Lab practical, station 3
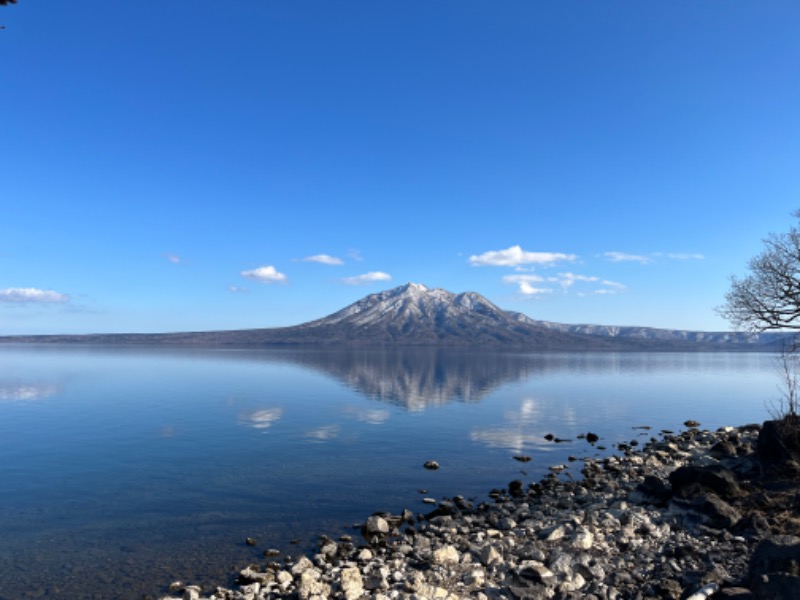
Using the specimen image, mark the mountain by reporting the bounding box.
[0,282,784,350]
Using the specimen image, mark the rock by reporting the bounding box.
[715,588,755,598]
[422,497,437,505]
[586,432,599,444]
[364,515,390,535]
[634,474,672,505]
[684,582,718,599]
[669,464,741,498]
[182,587,201,600]
[245,537,257,546]
[297,570,330,600]
[572,529,594,550]
[749,535,800,578]
[509,479,525,498]
[432,544,460,565]
[291,556,315,576]
[423,460,440,470]
[513,455,532,462]
[340,567,364,600]
[685,420,701,428]
[479,544,503,566]
[751,573,800,599]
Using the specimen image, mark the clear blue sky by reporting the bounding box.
[2,1,799,334]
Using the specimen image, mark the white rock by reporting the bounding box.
[432,544,460,565]
[340,566,364,600]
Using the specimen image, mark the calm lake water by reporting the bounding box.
[0,345,779,599]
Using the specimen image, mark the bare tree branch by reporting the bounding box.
[719,211,800,331]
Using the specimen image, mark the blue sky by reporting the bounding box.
[2,1,799,334]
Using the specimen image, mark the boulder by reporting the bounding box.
[669,464,741,498]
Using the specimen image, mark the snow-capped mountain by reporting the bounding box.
[0,282,784,349]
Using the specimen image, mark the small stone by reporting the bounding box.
[513,455,532,462]
[422,497,437,505]
[245,537,257,546]
[364,515,390,535]
[479,544,503,566]
[572,529,594,550]
[684,420,701,428]
[423,460,440,470]
[432,544,460,565]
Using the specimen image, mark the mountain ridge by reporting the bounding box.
[0,282,784,350]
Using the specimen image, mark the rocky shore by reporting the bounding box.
[161,421,800,600]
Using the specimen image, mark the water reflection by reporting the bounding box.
[0,381,62,402]
[238,407,284,430]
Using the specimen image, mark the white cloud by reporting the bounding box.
[347,249,364,262]
[502,274,552,296]
[241,265,288,284]
[0,288,69,304]
[341,271,392,285]
[553,272,600,288]
[665,253,705,260]
[470,245,577,267]
[503,272,624,297]
[165,254,182,264]
[227,285,249,293]
[603,251,651,264]
[300,254,344,265]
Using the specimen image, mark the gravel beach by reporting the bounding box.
[159,422,800,600]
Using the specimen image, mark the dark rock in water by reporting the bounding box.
[544,433,555,441]
[245,538,257,546]
[263,548,280,557]
[513,455,532,463]
[669,464,741,498]
[508,480,524,498]
[554,437,571,443]
[685,420,701,428]
[423,460,440,470]
[586,432,599,444]
[749,535,800,579]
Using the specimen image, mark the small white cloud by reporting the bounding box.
[0,288,69,304]
[341,271,392,285]
[228,285,249,293]
[601,280,626,290]
[347,249,364,262]
[300,254,344,266]
[665,253,705,260]
[603,251,651,264]
[165,254,182,264]
[470,245,577,267]
[502,274,552,295]
[520,282,553,296]
[241,265,288,284]
[553,272,600,289]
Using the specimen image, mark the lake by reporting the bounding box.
[0,345,779,599]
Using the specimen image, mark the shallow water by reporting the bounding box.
[0,346,777,599]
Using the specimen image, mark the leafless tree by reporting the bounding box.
[719,211,800,332]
